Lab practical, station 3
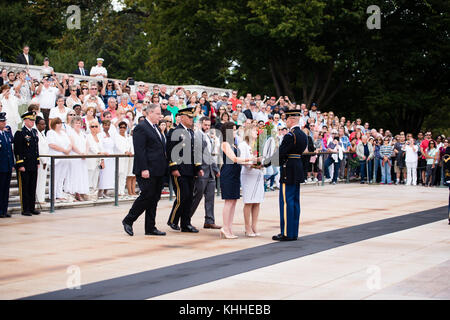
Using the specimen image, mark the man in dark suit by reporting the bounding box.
[190,117,221,229]
[166,107,204,233]
[16,46,34,66]
[0,113,15,218]
[72,61,89,76]
[273,110,308,241]
[14,111,40,216]
[122,103,168,236]
[243,101,258,120]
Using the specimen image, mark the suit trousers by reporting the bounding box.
[0,171,12,215]
[123,175,163,233]
[279,183,300,239]
[36,163,48,203]
[18,169,37,213]
[190,177,216,224]
[168,175,194,228]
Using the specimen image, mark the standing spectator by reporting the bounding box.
[393,133,407,184]
[86,119,104,197]
[0,69,7,86]
[403,137,418,186]
[73,60,89,76]
[373,137,383,183]
[101,80,122,105]
[323,130,342,185]
[49,96,71,128]
[420,132,432,185]
[379,137,394,184]
[0,112,14,218]
[36,76,64,124]
[125,127,136,196]
[16,45,34,65]
[114,121,133,198]
[424,140,439,187]
[229,90,242,111]
[90,58,108,79]
[35,116,49,205]
[98,119,115,198]
[356,135,374,184]
[0,85,21,134]
[13,70,34,107]
[66,116,90,201]
[41,57,55,78]
[47,117,72,201]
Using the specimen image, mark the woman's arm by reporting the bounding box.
[221,142,253,164]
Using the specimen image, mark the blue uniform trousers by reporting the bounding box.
[279,183,300,238]
[0,171,12,215]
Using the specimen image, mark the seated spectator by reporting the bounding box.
[49,96,71,128]
[66,85,82,109]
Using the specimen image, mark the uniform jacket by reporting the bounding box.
[167,123,201,177]
[132,119,168,177]
[279,126,308,184]
[13,125,39,171]
[0,126,15,172]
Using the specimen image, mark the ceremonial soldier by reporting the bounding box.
[0,113,15,218]
[272,110,307,241]
[166,107,204,233]
[14,111,40,216]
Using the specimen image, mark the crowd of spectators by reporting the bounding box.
[0,49,447,204]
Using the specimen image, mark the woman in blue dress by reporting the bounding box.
[219,122,255,239]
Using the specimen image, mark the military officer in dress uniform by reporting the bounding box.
[0,113,15,218]
[273,110,308,241]
[166,107,204,233]
[14,111,40,216]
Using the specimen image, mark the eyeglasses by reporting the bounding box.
[68,114,76,116]
[161,103,168,105]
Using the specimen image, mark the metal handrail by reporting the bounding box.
[39,154,132,212]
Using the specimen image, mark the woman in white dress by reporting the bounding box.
[114,121,133,198]
[0,86,21,134]
[49,96,71,128]
[238,125,264,237]
[126,127,136,196]
[86,119,104,196]
[98,119,115,198]
[47,117,72,201]
[67,116,90,200]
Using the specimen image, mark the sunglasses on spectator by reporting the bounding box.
[90,125,98,128]
[119,126,127,129]
[68,113,76,116]
[161,103,168,105]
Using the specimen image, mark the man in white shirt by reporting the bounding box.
[36,76,64,125]
[90,58,108,79]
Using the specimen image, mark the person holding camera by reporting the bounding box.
[102,80,122,105]
[36,76,64,125]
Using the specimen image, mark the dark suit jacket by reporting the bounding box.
[16,53,34,65]
[72,68,90,76]
[132,119,168,177]
[243,109,253,120]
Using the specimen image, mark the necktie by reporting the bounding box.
[153,124,163,142]
[81,68,85,76]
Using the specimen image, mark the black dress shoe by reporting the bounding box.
[181,225,199,233]
[21,212,32,216]
[122,221,134,236]
[31,210,41,215]
[5,213,11,218]
[0,215,5,218]
[204,223,222,229]
[272,234,297,241]
[167,222,180,231]
[145,229,166,236]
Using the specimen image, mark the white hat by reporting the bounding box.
[97,58,104,62]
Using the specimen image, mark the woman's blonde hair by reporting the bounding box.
[243,125,257,145]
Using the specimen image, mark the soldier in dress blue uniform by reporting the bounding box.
[13,111,40,216]
[273,110,308,241]
[166,107,204,233]
[0,113,15,218]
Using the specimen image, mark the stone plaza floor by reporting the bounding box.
[0,184,448,300]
